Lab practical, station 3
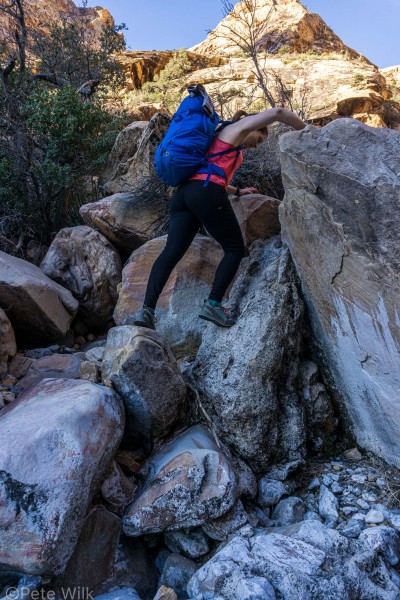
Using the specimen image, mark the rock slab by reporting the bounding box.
[0,251,78,346]
[191,238,305,472]
[279,119,400,468]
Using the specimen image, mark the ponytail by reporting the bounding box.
[231,110,248,122]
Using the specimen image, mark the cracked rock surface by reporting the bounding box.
[279,118,400,468]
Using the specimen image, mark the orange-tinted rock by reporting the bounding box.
[113,235,224,356]
[0,0,114,58]
[190,0,359,57]
[231,194,281,247]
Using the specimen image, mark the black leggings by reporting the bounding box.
[144,180,245,308]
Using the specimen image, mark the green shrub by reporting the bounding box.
[351,73,367,87]
[0,84,122,244]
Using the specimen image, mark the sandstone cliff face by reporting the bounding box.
[0,0,114,54]
[185,53,392,127]
[117,50,227,91]
[190,0,359,59]
[117,0,397,127]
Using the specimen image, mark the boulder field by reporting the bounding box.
[1,117,400,599]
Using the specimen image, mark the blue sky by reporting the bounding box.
[84,0,400,68]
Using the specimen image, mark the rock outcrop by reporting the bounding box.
[0,378,124,577]
[80,192,168,255]
[0,251,78,346]
[102,326,187,452]
[117,50,226,91]
[116,0,398,128]
[122,425,238,536]
[0,0,114,56]
[98,114,171,195]
[190,0,359,58]
[40,226,121,330]
[230,194,281,247]
[187,519,400,599]
[279,119,400,468]
[114,235,224,356]
[191,237,305,473]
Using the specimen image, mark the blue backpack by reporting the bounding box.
[154,84,241,187]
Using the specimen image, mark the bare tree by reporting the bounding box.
[268,67,312,120]
[215,0,277,107]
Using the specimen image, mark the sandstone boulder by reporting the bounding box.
[114,235,224,357]
[102,326,187,453]
[0,378,124,576]
[14,353,83,393]
[99,121,148,194]
[279,119,400,468]
[122,425,238,536]
[0,308,16,376]
[230,194,281,248]
[99,113,170,195]
[0,251,78,346]
[191,238,305,473]
[80,192,168,255]
[40,226,121,330]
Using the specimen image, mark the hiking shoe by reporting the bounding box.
[123,307,157,330]
[198,300,237,328]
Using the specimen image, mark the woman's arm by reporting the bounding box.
[219,107,307,146]
[226,185,259,196]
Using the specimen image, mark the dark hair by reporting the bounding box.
[231,110,269,136]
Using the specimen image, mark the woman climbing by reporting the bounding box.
[128,106,307,329]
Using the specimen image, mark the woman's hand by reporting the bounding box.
[240,187,259,196]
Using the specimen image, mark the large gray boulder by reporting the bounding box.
[122,425,238,536]
[40,226,121,330]
[0,251,78,346]
[102,326,187,452]
[279,119,400,468]
[0,378,124,577]
[187,520,400,599]
[191,238,305,473]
